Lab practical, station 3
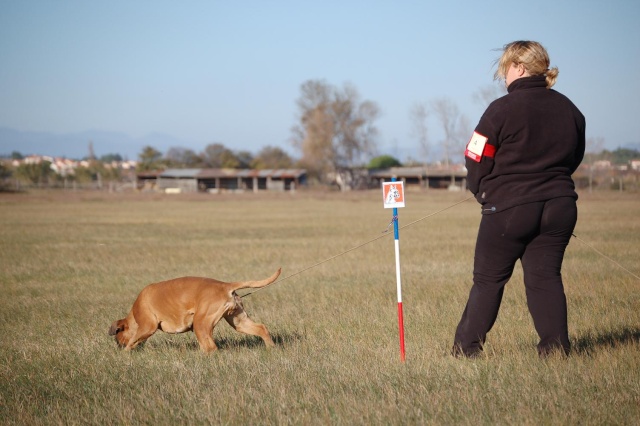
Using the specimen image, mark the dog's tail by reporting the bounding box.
[229,268,282,291]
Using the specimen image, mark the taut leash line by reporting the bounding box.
[243,198,640,298]
[242,198,640,298]
[571,233,640,281]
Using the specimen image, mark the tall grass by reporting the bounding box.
[1,189,638,425]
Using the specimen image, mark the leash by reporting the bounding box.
[242,197,640,298]
[571,233,640,281]
[241,195,475,298]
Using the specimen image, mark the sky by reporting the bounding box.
[1,0,639,161]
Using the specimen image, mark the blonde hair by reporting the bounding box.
[494,40,559,88]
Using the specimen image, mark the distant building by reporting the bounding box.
[593,160,612,169]
[140,168,307,193]
[369,166,467,190]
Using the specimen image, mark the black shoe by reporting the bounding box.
[451,344,483,359]
[538,344,570,359]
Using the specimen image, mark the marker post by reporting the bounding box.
[382,177,406,362]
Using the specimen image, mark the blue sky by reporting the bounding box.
[1,0,639,161]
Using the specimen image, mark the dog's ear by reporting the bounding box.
[108,320,125,336]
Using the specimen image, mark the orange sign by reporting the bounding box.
[382,181,405,208]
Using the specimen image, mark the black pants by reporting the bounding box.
[453,197,577,357]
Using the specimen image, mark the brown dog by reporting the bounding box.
[109,268,281,352]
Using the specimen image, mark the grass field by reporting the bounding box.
[1,189,639,425]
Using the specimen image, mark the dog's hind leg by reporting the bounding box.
[125,298,159,350]
[124,324,158,350]
[224,302,275,348]
[193,321,218,353]
[193,304,229,353]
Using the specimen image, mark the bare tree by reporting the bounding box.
[291,80,379,190]
[472,84,506,109]
[456,115,473,149]
[409,102,429,165]
[432,98,461,168]
[88,141,96,161]
[292,98,335,180]
[431,98,473,168]
[291,80,336,182]
[332,84,379,167]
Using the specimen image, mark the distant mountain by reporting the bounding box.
[0,127,195,160]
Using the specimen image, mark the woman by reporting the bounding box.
[452,41,585,358]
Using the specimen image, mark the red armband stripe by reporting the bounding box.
[484,144,496,158]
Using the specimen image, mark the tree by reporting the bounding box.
[432,98,469,167]
[219,150,240,168]
[291,80,380,190]
[236,151,254,169]
[201,143,241,168]
[610,147,640,164]
[409,102,430,165]
[87,141,96,161]
[456,115,473,148]
[291,80,335,182]
[15,161,52,186]
[472,84,506,108]
[251,146,293,169]
[367,155,402,169]
[73,165,95,185]
[165,147,203,168]
[137,146,164,172]
[100,153,123,163]
[0,162,12,188]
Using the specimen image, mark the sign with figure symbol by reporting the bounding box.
[382,181,405,209]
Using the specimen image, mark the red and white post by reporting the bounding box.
[382,178,406,362]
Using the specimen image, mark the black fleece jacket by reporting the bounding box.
[465,75,585,213]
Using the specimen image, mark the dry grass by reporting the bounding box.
[1,189,638,425]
